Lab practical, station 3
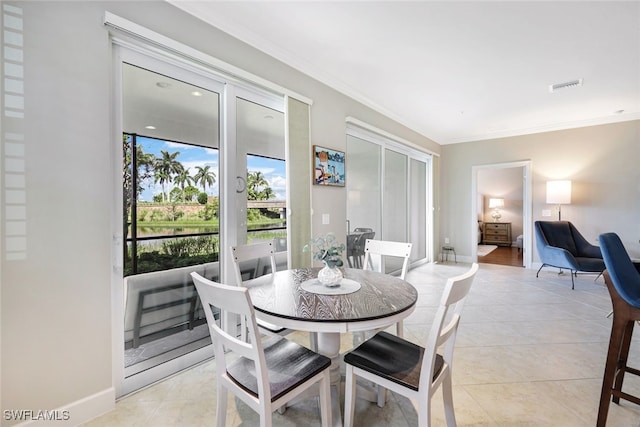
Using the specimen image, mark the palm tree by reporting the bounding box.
[153,169,170,203]
[174,168,194,202]
[194,165,216,194]
[123,134,156,239]
[154,150,184,202]
[247,171,268,200]
[260,186,275,200]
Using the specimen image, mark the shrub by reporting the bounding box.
[150,210,163,221]
[197,192,208,205]
[198,202,216,221]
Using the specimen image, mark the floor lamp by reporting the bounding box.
[546,180,571,220]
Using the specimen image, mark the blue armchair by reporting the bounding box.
[534,221,605,289]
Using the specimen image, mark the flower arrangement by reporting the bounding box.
[303,232,345,268]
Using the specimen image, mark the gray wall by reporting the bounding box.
[440,120,640,261]
[0,1,439,424]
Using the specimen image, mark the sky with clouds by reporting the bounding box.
[137,136,286,202]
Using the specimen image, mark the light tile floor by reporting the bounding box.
[84,262,640,426]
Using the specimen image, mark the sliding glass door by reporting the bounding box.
[345,135,381,236]
[346,128,432,274]
[116,46,286,397]
[382,148,408,272]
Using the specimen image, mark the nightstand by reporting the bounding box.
[483,222,512,246]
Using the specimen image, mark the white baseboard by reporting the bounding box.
[12,388,115,427]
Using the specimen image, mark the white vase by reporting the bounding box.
[318,260,343,287]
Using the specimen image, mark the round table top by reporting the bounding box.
[247,268,418,333]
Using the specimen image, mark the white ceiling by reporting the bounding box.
[169,0,640,145]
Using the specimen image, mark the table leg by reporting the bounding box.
[317,332,343,427]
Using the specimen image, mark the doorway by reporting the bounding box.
[471,161,532,269]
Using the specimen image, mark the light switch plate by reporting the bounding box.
[322,213,330,225]
[542,210,551,217]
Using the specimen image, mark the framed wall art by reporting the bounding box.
[313,145,345,187]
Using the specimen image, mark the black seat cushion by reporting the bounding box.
[343,331,443,391]
[227,336,330,402]
[575,256,606,273]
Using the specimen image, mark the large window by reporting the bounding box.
[124,134,220,276]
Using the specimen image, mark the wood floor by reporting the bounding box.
[478,245,523,267]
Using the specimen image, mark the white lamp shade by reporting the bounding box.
[546,180,571,204]
[489,198,504,208]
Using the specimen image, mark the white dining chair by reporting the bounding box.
[231,241,288,341]
[362,239,413,336]
[363,238,412,279]
[190,272,332,427]
[231,241,317,350]
[343,263,478,426]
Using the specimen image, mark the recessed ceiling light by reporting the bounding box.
[145,125,156,130]
[156,82,171,89]
[191,91,203,97]
[264,115,274,120]
[614,109,625,114]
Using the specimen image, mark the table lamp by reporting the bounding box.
[489,198,504,222]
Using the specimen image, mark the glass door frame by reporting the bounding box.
[112,43,286,398]
[221,85,285,287]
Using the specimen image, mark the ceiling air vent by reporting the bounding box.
[549,79,583,93]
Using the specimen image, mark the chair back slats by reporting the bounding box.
[363,239,413,279]
[190,273,261,355]
[231,241,278,285]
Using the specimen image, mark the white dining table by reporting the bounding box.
[247,267,418,427]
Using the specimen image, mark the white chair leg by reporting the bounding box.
[260,403,272,427]
[376,385,387,407]
[216,386,227,427]
[310,332,318,352]
[319,371,332,427]
[442,373,456,427]
[418,398,432,427]
[343,366,356,427]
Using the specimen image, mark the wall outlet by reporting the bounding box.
[542,210,551,217]
[444,237,450,244]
